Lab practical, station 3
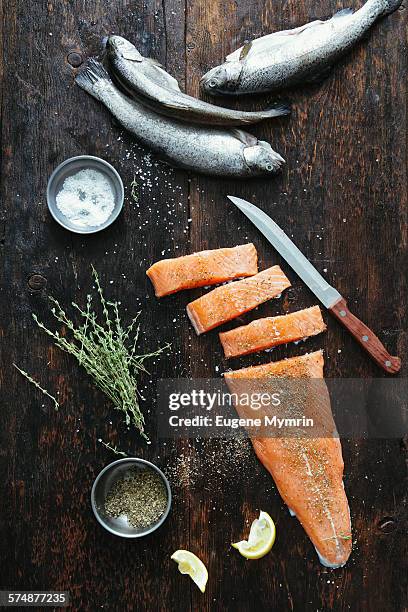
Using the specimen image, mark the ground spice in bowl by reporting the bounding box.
[104,467,168,529]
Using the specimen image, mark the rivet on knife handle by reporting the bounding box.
[329,298,401,374]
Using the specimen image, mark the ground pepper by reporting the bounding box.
[104,468,168,528]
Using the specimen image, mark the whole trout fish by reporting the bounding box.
[75,60,285,177]
[201,0,402,95]
[107,36,290,126]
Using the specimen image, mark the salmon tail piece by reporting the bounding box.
[224,351,352,568]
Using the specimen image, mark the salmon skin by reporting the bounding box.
[220,305,326,358]
[224,351,352,568]
[146,244,257,298]
[187,266,291,335]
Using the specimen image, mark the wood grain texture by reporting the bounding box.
[0,1,407,611]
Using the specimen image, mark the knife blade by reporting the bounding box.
[227,195,401,374]
[228,195,340,308]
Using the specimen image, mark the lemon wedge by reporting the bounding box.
[232,510,276,559]
[171,550,208,593]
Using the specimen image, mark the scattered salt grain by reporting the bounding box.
[56,169,115,229]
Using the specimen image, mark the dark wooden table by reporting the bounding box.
[1,1,407,610]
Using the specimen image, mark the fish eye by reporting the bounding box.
[266,163,274,172]
[208,79,218,88]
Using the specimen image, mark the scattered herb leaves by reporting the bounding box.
[323,533,352,541]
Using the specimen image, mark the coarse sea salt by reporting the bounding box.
[56,169,115,229]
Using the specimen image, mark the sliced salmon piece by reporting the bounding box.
[146,243,258,297]
[224,351,352,568]
[186,266,291,335]
[220,305,326,358]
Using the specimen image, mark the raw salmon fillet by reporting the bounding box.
[220,305,326,358]
[146,243,257,297]
[187,266,291,335]
[224,351,352,568]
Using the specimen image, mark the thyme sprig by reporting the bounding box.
[13,364,60,411]
[99,439,128,457]
[32,266,169,440]
[130,176,139,203]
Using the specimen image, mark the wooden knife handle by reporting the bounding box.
[329,298,401,374]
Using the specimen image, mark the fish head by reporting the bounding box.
[200,62,243,95]
[107,36,144,62]
[243,141,285,175]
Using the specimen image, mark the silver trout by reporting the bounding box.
[107,36,290,126]
[201,0,402,95]
[75,60,285,177]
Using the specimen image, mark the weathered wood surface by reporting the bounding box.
[0,0,407,610]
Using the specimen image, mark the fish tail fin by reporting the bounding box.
[382,0,403,15]
[264,102,291,118]
[75,59,113,98]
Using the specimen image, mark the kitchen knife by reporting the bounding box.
[227,195,401,374]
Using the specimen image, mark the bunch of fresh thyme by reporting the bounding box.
[18,266,169,440]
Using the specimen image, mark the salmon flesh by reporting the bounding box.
[219,305,326,358]
[187,266,291,335]
[224,351,352,568]
[146,244,258,297]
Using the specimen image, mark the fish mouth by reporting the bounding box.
[259,141,286,171]
[107,36,142,62]
[201,63,244,94]
[107,35,126,52]
[242,143,285,174]
[266,155,285,172]
[272,151,285,166]
[200,67,221,91]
